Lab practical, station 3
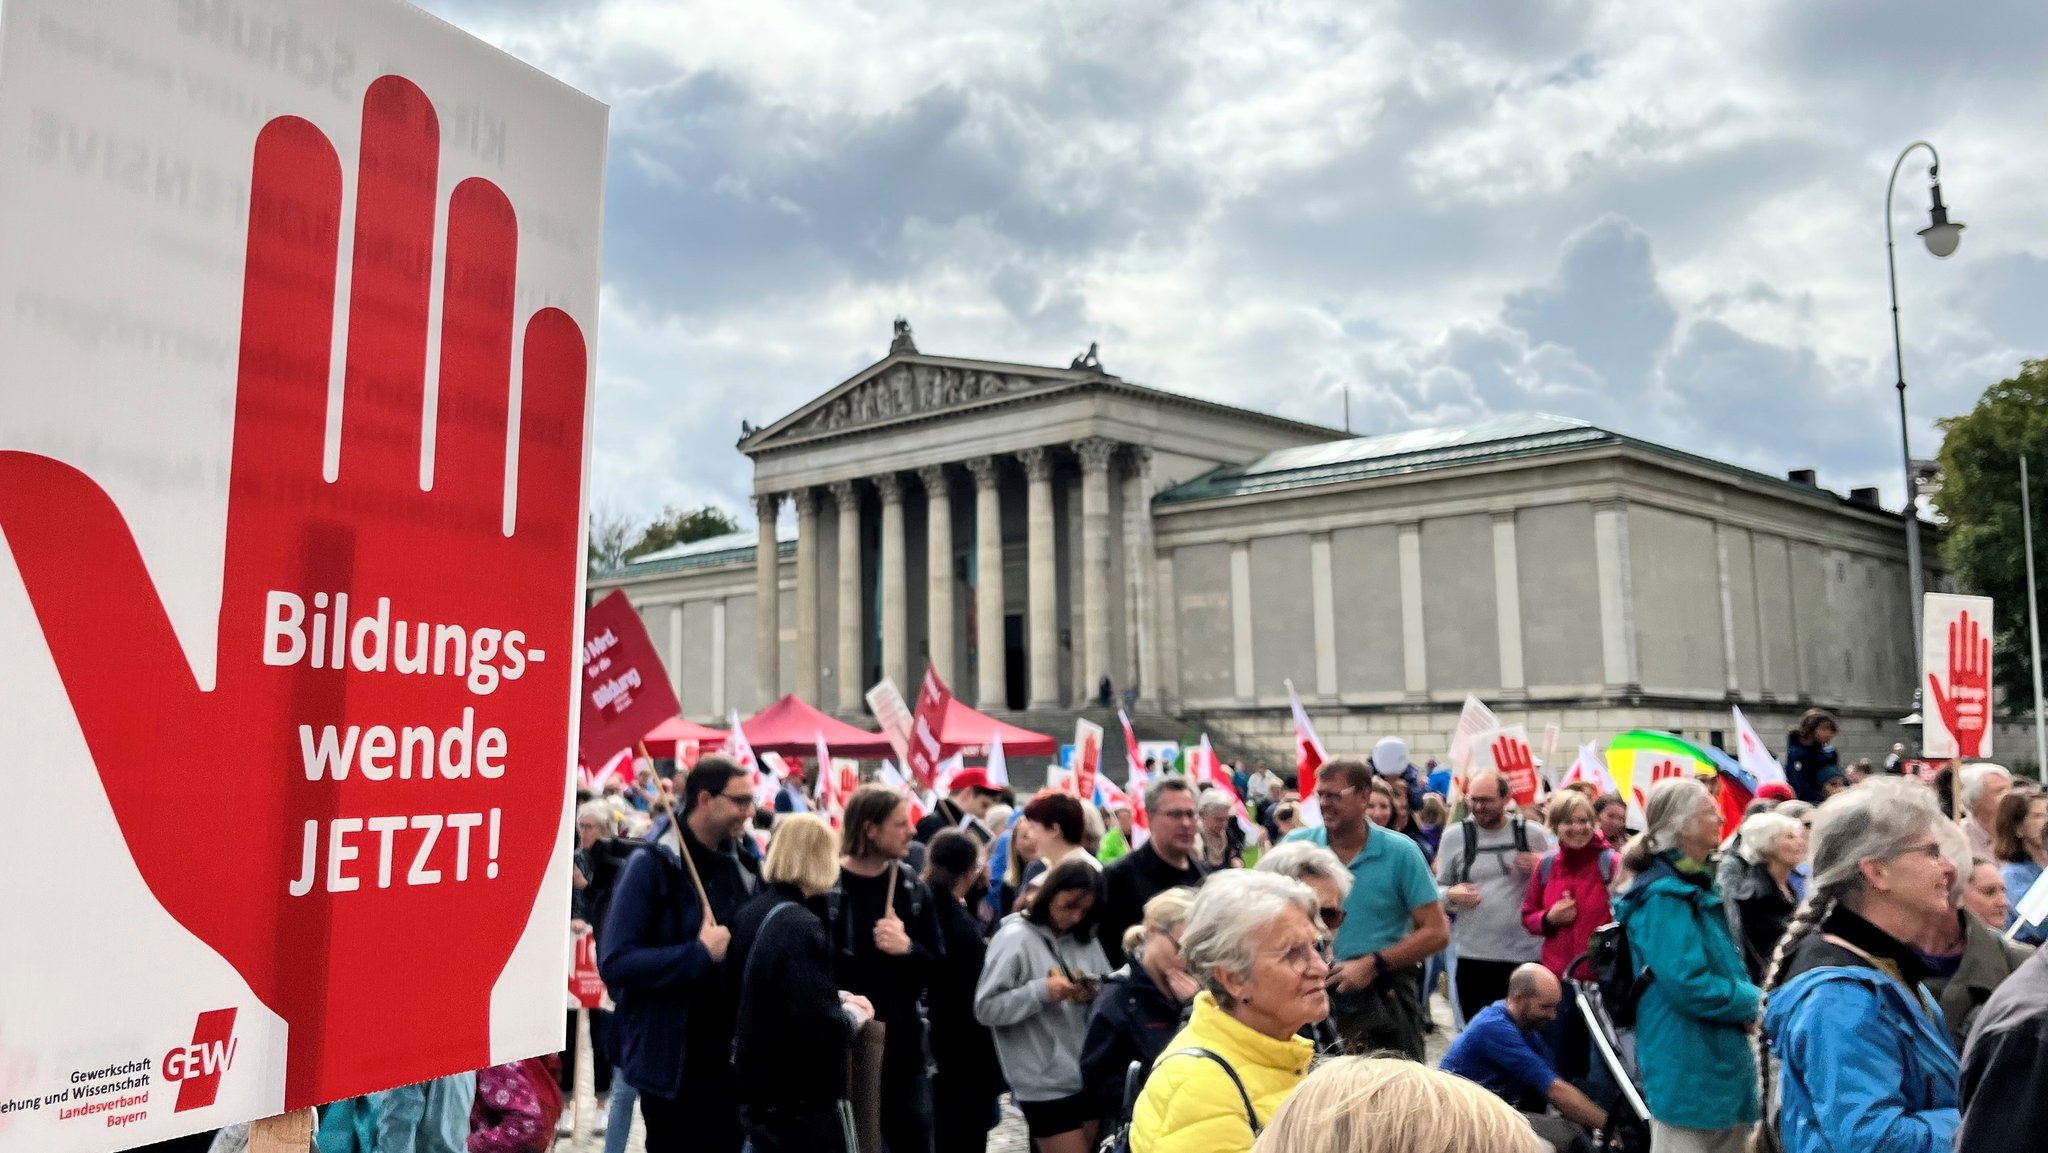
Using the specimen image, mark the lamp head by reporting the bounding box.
[1919,178,1963,258]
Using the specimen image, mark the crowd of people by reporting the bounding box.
[143,711,2048,1153]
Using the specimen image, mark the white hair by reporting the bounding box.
[1257,841,1356,899]
[1960,764,2013,813]
[1737,812,1803,866]
[1197,789,1235,815]
[1807,777,1946,906]
[1178,870,1318,1008]
[1621,777,1716,872]
[576,800,617,835]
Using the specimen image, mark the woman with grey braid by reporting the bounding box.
[1752,777,1961,1153]
[1612,777,1760,1153]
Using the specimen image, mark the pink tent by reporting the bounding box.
[738,695,897,758]
[642,716,728,761]
[934,698,1057,757]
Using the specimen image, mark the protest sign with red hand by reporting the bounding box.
[1491,734,1540,806]
[1929,609,1992,759]
[0,78,587,1108]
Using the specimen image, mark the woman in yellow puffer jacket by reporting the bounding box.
[1131,871,1330,1153]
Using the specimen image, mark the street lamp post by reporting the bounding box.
[1886,140,1964,698]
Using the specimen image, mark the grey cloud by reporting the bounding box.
[1503,215,1675,391]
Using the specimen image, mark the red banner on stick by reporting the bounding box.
[906,667,953,792]
[569,931,604,1009]
[579,591,682,769]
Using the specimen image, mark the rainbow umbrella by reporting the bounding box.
[1605,730,1715,819]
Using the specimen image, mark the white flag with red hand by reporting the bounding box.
[1285,679,1327,801]
[1072,719,1105,801]
[1561,743,1616,793]
[986,730,1010,788]
[1924,594,1995,759]
[1731,706,1786,785]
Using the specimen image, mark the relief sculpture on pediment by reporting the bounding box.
[794,366,1042,436]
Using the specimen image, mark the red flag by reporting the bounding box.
[906,667,954,792]
[1072,719,1104,802]
[1286,679,1326,801]
[1117,709,1145,783]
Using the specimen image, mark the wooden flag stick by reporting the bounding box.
[247,1110,316,1153]
[884,861,898,918]
[654,783,717,927]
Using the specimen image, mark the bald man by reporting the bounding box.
[1441,964,1606,1153]
[1437,769,1551,1021]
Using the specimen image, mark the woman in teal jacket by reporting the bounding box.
[1756,779,1959,1153]
[1614,777,1760,1153]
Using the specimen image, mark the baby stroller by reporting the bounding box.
[1564,952,1653,1153]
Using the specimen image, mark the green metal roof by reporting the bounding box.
[594,526,796,580]
[1155,414,1617,504]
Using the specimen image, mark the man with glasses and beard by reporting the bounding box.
[1099,777,1210,969]
[1285,758,1449,1059]
[599,756,762,1153]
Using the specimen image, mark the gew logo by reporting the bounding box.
[162,1008,239,1112]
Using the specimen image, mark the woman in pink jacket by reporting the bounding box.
[1520,791,1617,976]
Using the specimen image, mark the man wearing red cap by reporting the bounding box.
[917,768,1002,845]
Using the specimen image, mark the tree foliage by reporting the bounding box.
[1932,359,2048,715]
[628,505,740,559]
[587,505,637,575]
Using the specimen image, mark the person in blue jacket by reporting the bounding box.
[1782,710,1840,806]
[1612,776,1761,1153]
[1755,778,1960,1153]
[597,756,762,1153]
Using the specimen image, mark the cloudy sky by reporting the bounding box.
[420,0,2048,527]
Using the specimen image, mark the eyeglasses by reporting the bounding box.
[718,791,757,806]
[1318,906,1347,929]
[1265,938,1333,972]
[1153,808,1198,822]
[1889,841,1943,862]
[1313,787,1354,805]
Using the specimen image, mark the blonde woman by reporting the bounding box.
[724,814,873,1153]
[1251,1056,1541,1153]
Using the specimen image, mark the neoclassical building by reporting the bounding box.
[592,324,1938,763]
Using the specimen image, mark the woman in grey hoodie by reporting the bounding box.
[975,858,1113,1153]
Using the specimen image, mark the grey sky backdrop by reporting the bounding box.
[430,0,2048,527]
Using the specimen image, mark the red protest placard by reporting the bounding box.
[1072,718,1105,802]
[569,931,604,1009]
[1479,726,1541,806]
[906,666,954,792]
[1923,593,1995,759]
[580,590,683,769]
[0,3,605,1141]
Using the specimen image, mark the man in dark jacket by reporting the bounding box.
[1099,778,1207,968]
[1958,944,2048,1151]
[597,756,761,1153]
[914,768,999,845]
[835,786,947,1153]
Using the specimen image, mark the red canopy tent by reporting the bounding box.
[739,695,897,758]
[934,698,1056,757]
[642,716,728,761]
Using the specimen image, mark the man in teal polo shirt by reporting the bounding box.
[1287,756,1449,1059]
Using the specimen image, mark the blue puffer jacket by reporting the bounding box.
[1615,854,1761,1130]
[1762,937,1959,1153]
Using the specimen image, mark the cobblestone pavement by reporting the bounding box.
[555,990,1455,1153]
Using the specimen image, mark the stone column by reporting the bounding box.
[918,465,954,685]
[1019,447,1060,707]
[1398,521,1428,699]
[793,489,819,704]
[1594,499,1640,692]
[967,456,1006,709]
[753,492,781,708]
[1074,437,1115,697]
[1491,511,1526,696]
[832,481,864,711]
[877,473,909,691]
[1123,446,1158,702]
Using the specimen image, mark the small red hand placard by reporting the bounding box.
[1492,736,1539,805]
[0,77,585,1108]
[1929,609,1992,758]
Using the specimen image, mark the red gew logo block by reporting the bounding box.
[162,1008,239,1113]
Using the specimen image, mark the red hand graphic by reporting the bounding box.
[1493,737,1537,804]
[1929,609,1992,758]
[0,78,586,1108]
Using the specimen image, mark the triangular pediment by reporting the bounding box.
[740,353,1115,454]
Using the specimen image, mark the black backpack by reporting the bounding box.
[1097,1047,1259,1153]
[1581,913,1652,1029]
[1457,815,1532,879]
